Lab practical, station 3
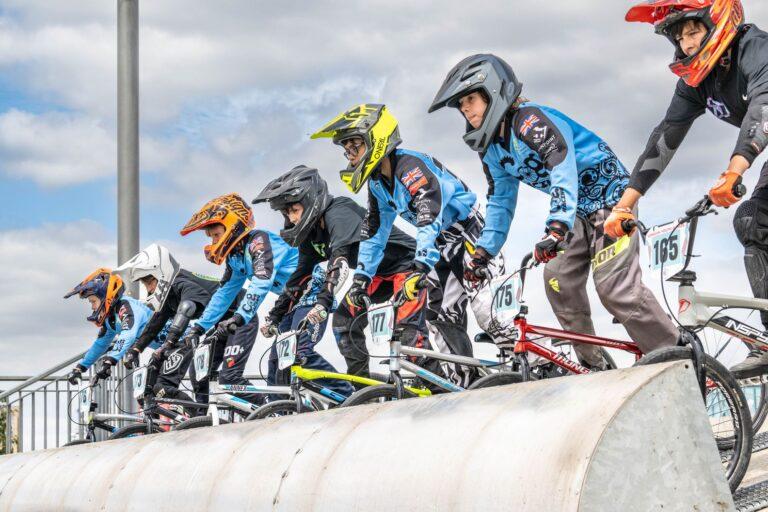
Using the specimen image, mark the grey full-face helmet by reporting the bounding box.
[252,165,332,247]
[428,54,523,153]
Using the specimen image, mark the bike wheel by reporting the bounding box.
[109,422,164,439]
[63,439,93,447]
[173,415,230,431]
[246,400,299,420]
[468,372,524,390]
[635,346,752,492]
[340,384,416,407]
[698,325,768,433]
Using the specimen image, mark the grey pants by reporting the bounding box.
[542,208,679,366]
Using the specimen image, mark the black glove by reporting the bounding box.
[123,347,141,369]
[150,341,176,365]
[346,275,372,308]
[95,358,116,380]
[183,324,205,349]
[464,247,492,283]
[213,314,245,339]
[402,262,430,301]
[261,318,279,338]
[533,222,568,264]
[67,364,86,385]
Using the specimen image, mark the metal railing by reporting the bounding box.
[0,352,133,453]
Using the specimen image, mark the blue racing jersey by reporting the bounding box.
[478,102,629,256]
[79,296,153,369]
[356,148,477,279]
[196,229,321,330]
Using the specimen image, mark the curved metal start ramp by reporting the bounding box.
[0,361,734,511]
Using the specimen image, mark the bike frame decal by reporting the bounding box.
[710,316,768,350]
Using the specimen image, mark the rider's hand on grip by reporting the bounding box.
[464,246,491,283]
[533,222,567,264]
[123,347,141,369]
[709,171,744,208]
[95,358,115,380]
[402,262,429,301]
[183,324,204,349]
[604,206,635,238]
[346,275,372,309]
[260,319,279,338]
[67,364,85,385]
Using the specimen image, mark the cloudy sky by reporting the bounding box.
[1,0,766,377]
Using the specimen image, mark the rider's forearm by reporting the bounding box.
[614,188,643,210]
[727,155,750,176]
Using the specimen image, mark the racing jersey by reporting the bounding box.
[79,296,152,369]
[195,229,321,330]
[356,148,477,279]
[477,102,628,256]
[269,196,415,321]
[630,24,768,194]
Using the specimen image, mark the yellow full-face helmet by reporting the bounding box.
[311,104,401,193]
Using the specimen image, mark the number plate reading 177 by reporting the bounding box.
[368,303,394,345]
[194,344,211,378]
[132,367,147,399]
[277,331,298,370]
[491,274,522,325]
[645,221,690,280]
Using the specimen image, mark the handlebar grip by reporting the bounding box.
[734,183,747,198]
[621,220,636,234]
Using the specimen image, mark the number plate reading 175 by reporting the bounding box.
[194,344,211,378]
[645,221,690,280]
[132,367,147,399]
[491,274,522,324]
[277,331,298,370]
[368,303,394,345]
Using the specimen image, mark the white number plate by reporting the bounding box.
[491,274,522,325]
[645,221,690,280]
[132,367,147,399]
[194,344,211,378]
[368,303,395,345]
[277,331,298,370]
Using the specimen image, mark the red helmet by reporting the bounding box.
[626,0,744,87]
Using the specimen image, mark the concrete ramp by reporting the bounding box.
[0,361,734,511]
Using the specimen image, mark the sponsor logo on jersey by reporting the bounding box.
[520,114,540,136]
[532,125,548,145]
[249,235,266,254]
[402,167,428,195]
[706,97,730,119]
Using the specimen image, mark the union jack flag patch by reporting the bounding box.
[520,114,540,136]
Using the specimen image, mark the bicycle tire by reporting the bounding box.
[468,372,524,390]
[246,400,299,420]
[340,384,416,407]
[63,439,93,447]
[108,422,164,439]
[697,325,768,434]
[173,415,230,431]
[601,348,618,370]
[635,345,752,492]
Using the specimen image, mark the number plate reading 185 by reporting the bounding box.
[367,303,394,345]
[194,344,211,378]
[277,331,298,370]
[645,221,690,280]
[490,274,522,325]
[133,367,147,399]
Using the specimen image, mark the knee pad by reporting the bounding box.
[734,198,768,248]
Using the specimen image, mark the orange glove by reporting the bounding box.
[604,207,635,239]
[708,171,743,207]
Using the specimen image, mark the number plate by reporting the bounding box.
[79,385,89,409]
[194,344,211,378]
[491,274,522,325]
[132,367,147,399]
[277,331,298,370]
[645,221,690,279]
[368,303,395,345]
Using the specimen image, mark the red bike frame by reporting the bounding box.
[512,316,643,375]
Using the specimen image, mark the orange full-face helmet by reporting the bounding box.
[180,193,254,265]
[626,0,744,87]
[64,268,125,326]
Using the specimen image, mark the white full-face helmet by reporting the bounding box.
[115,243,180,311]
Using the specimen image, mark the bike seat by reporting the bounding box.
[474,333,495,344]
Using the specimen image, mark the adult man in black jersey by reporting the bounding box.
[254,165,420,381]
[603,0,768,377]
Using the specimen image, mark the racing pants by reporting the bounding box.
[543,207,679,366]
[268,305,354,398]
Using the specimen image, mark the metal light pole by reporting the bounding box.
[117,0,139,411]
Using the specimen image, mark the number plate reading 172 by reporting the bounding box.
[368,303,394,345]
[645,221,690,280]
[194,344,211,378]
[277,331,298,370]
[132,367,147,399]
[491,274,522,325]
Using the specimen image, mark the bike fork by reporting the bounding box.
[687,332,707,399]
[390,340,404,400]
